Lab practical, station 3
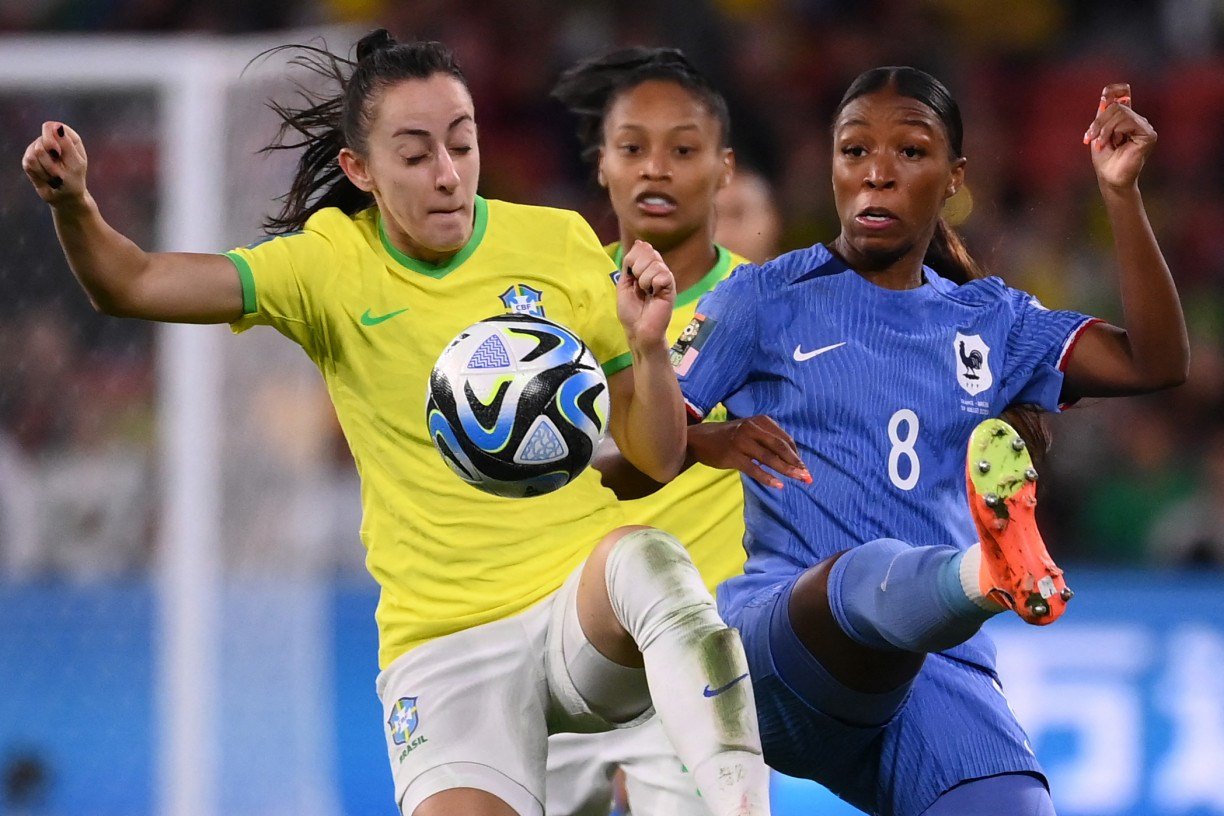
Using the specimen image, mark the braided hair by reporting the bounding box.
[551,46,730,166]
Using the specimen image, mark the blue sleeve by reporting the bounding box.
[1000,287,1096,412]
[673,264,760,419]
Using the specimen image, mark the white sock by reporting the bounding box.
[693,750,772,816]
[606,529,771,816]
[959,543,1005,612]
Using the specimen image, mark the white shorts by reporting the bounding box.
[545,717,707,816]
[375,568,653,815]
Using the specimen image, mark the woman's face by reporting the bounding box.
[343,74,480,264]
[714,172,780,264]
[831,85,964,267]
[598,80,731,253]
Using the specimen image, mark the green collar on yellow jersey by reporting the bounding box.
[379,195,489,279]
[609,242,731,308]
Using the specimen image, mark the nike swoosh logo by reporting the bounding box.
[702,672,750,698]
[793,342,846,362]
[360,308,409,326]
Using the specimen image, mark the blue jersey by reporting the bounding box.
[677,243,1094,668]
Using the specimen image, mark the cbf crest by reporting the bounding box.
[388,696,419,746]
[954,332,993,395]
[500,284,546,318]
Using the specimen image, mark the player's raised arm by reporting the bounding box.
[606,239,686,482]
[22,120,244,324]
[1060,85,1189,400]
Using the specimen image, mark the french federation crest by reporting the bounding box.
[954,332,993,395]
[500,284,546,318]
[388,696,419,746]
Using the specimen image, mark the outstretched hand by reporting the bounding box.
[616,239,676,348]
[688,415,812,489]
[1082,84,1156,191]
[22,121,88,204]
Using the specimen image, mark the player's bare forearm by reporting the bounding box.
[51,196,243,324]
[609,344,686,483]
[1064,85,1189,399]
[27,120,243,324]
[1101,183,1189,386]
[51,191,151,315]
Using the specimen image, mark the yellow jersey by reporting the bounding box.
[608,242,748,593]
[227,197,630,667]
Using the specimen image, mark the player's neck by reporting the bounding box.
[623,228,719,296]
[829,236,926,291]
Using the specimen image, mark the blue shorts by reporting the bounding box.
[729,577,1045,816]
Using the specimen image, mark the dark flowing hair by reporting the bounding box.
[550,46,731,166]
[834,67,1050,460]
[258,29,468,234]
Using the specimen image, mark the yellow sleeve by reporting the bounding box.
[566,212,631,377]
[223,226,337,356]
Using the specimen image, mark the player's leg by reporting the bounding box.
[377,603,553,816]
[788,418,1067,698]
[731,580,1054,816]
[413,789,521,816]
[875,656,1052,816]
[548,525,770,816]
[920,773,1055,816]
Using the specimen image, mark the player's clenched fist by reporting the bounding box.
[22,121,88,203]
[1081,84,1157,191]
[617,238,676,347]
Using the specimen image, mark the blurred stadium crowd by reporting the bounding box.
[1,0,1222,578]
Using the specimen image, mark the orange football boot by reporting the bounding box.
[966,418,1073,625]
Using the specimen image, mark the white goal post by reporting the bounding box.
[0,31,355,816]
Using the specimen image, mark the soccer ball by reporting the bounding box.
[426,314,611,498]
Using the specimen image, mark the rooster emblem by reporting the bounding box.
[953,332,992,395]
[959,340,983,380]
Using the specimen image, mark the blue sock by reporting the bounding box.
[826,539,995,653]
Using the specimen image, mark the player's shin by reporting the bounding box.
[605,529,770,816]
[826,538,999,654]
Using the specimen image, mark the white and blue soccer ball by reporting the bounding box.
[426,314,610,498]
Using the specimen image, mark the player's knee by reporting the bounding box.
[588,524,651,571]
[595,524,654,554]
[605,527,701,593]
[602,527,718,648]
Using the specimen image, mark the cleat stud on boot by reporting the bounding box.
[1011,437,1026,451]
[1027,594,1049,617]
[1025,468,1038,481]
[978,460,992,474]
[984,493,999,507]
[1061,587,1074,602]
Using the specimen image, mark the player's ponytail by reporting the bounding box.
[552,47,730,165]
[355,28,395,61]
[925,218,983,283]
[258,30,468,234]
